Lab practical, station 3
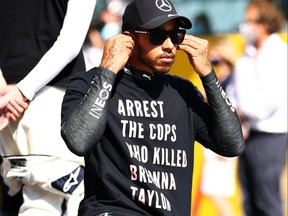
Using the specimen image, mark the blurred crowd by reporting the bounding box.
[1,0,287,215]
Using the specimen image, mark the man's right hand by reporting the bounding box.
[0,85,29,131]
[99,33,134,73]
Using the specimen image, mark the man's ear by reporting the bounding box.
[123,31,136,41]
[123,31,131,36]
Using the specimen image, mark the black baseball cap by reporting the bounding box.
[122,0,192,31]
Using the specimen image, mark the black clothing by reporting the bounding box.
[0,0,85,87]
[239,132,287,216]
[61,65,245,216]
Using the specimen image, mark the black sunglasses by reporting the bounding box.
[129,28,186,45]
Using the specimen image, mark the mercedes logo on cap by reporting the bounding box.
[155,0,172,12]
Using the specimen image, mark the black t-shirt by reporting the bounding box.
[62,67,220,216]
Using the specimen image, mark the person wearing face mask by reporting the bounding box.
[82,17,106,71]
[99,10,121,41]
[82,10,121,70]
[229,0,287,215]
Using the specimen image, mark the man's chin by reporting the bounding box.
[154,64,172,74]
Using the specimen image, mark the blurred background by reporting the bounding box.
[93,0,287,34]
[0,0,287,215]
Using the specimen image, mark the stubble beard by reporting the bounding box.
[137,46,173,75]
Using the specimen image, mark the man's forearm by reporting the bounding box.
[201,70,245,157]
[61,68,116,156]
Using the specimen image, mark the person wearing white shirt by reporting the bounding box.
[0,0,97,215]
[228,0,287,215]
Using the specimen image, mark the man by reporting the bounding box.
[0,0,96,215]
[230,0,287,215]
[61,0,245,215]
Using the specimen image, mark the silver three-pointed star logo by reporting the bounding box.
[155,0,172,12]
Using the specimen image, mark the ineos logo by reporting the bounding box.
[155,0,172,12]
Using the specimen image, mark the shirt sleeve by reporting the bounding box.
[0,69,7,87]
[197,70,245,157]
[61,67,116,156]
[16,0,97,100]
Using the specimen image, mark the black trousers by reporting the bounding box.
[239,131,287,216]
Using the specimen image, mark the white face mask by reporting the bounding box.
[239,22,258,44]
[100,22,121,41]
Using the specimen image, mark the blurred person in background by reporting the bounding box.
[98,9,122,41]
[82,16,106,71]
[101,0,131,15]
[192,13,212,35]
[83,9,121,70]
[229,0,287,215]
[0,0,96,215]
[200,38,240,216]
